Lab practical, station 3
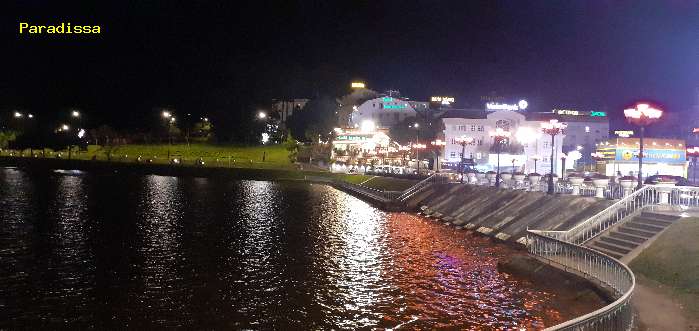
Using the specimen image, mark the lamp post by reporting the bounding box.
[490,128,511,188]
[624,103,663,189]
[412,123,421,174]
[412,143,426,175]
[531,155,540,173]
[688,147,699,185]
[560,154,567,179]
[455,136,474,183]
[162,110,174,159]
[431,139,446,173]
[541,119,567,195]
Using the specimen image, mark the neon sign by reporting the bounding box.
[614,130,634,138]
[431,96,455,105]
[487,100,528,111]
[382,97,393,102]
[351,82,365,88]
[591,111,606,117]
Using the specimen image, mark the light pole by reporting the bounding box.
[541,119,567,195]
[560,154,567,179]
[430,139,446,173]
[455,136,474,183]
[490,128,511,188]
[412,123,421,174]
[531,155,540,173]
[624,103,662,189]
[162,110,174,159]
[412,143,426,174]
[688,147,699,185]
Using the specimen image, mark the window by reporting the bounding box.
[469,152,474,159]
[543,141,549,149]
[379,103,384,109]
[373,103,376,108]
[450,152,456,158]
[477,138,483,146]
[496,119,511,132]
[459,152,463,158]
[471,124,476,131]
[478,125,484,132]
[476,152,482,159]
[585,126,590,133]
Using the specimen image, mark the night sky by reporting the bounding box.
[2,1,699,131]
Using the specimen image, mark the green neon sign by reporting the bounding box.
[590,111,606,117]
[382,97,393,102]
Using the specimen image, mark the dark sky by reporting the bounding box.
[2,1,699,130]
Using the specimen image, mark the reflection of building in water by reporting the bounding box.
[594,138,687,178]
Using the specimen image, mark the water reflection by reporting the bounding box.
[0,169,595,329]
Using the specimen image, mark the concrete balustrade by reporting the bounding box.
[528,174,541,191]
[655,182,675,204]
[591,178,610,198]
[619,179,635,196]
[568,176,584,195]
[485,172,496,186]
[475,172,485,185]
[466,172,477,184]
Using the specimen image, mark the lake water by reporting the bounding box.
[0,167,586,329]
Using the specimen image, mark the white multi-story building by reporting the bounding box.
[440,109,565,175]
[527,110,610,165]
[350,96,419,128]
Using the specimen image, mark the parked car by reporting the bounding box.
[644,175,690,186]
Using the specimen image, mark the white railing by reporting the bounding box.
[397,174,447,202]
[535,186,656,244]
[528,231,635,331]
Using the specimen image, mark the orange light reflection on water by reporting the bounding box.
[379,212,562,330]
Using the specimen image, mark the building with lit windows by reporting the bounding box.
[527,109,609,165]
[440,109,565,175]
[349,96,422,129]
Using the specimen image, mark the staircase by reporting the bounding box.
[586,211,680,262]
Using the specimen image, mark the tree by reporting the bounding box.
[284,134,299,162]
[287,96,338,142]
[191,119,214,142]
[0,131,17,148]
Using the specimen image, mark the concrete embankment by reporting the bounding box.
[404,183,615,244]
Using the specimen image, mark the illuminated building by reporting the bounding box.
[594,138,687,178]
[527,109,609,165]
[350,96,425,129]
[440,109,565,175]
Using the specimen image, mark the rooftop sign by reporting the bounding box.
[431,96,455,105]
[614,130,634,138]
[486,100,528,111]
[351,82,366,88]
[553,109,607,117]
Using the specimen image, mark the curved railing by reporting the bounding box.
[527,230,635,331]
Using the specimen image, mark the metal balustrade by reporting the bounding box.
[527,231,635,331]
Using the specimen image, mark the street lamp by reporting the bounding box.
[71,110,80,118]
[412,143,426,174]
[687,147,699,185]
[624,103,663,188]
[455,136,475,183]
[258,111,267,119]
[412,123,421,174]
[541,119,567,195]
[431,139,446,173]
[560,153,567,180]
[531,155,541,173]
[13,111,23,118]
[490,128,511,188]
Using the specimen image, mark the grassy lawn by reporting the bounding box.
[630,217,699,322]
[1,144,419,191]
[4,144,295,169]
[360,176,419,191]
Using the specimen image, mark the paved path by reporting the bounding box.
[632,276,690,331]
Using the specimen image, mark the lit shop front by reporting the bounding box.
[595,138,687,178]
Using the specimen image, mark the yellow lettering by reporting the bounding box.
[74,26,82,33]
[93,26,100,33]
[29,26,38,33]
[47,26,56,33]
[19,22,28,33]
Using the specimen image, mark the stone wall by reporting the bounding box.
[406,183,614,244]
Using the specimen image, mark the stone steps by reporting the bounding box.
[586,211,681,261]
[599,236,639,249]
